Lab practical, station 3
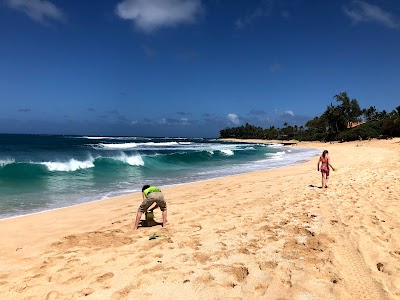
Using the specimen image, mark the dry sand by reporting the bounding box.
[0,138,399,300]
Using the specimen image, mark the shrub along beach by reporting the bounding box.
[220,92,400,142]
[0,137,399,299]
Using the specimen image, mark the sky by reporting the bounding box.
[1,0,399,138]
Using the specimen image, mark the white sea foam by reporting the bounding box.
[267,143,285,148]
[0,158,15,167]
[90,141,252,153]
[265,151,286,160]
[220,149,234,156]
[113,153,144,166]
[40,158,95,171]
[195,147,320,179]
[266,151,286,156]
[97,143,138,150]
[93,141,182,150]
[78,136,145,140]
[86,136,112,139]
[142,142,179,146]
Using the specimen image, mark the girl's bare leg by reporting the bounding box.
[322,173,327,188]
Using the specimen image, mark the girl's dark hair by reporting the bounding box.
[322,150,328,158]
[142,185,150,192]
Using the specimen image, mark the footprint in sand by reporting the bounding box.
[79,288,95,296]
[12,284,29,292]
[389,250,400,259]
[45,291,60,300]
[111,284,138,299]
[105,257,116,263]
[255,283,269,296]
[258,261,278,270]
[96,272,114,283]
[192,252,212,264]
[63,275,84,284]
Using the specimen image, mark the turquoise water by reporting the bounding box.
[0,134,319,219]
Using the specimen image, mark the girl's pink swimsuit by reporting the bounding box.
[319,156,329,175]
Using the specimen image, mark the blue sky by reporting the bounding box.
[1,0,399,137]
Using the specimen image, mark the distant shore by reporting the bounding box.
[1,138,399,299]
[219,138,300,146]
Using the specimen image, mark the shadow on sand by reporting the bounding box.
[309,184,323,189]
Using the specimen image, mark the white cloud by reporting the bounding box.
[343,1,399,29]
[284,110,294,116]
[180,117,189,125]
[115,0,203,33]
[227,113,240,125]
[273,109,295,117]
[6,0,64,24]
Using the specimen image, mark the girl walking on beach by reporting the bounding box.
[317,150,335,188]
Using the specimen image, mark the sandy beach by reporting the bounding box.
[0,138,399,300]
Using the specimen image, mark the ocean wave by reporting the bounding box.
[92,141,182,150]
[92,136,148,141]
[266,151,285,156]
[142,142,179,146]
[75,136,146,140]
[85,136,112,139]
[265,151,286,159]
[0,158,15,167]
[111,153,144,166]
[96,143,138,150]
[88,141,255,154]
[178,142,193,145]
[220,149,234,156]
[39,158,95,172]
[0,154,144,173]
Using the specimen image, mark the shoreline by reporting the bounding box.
[1,138,399,299]
[0,141,318,221]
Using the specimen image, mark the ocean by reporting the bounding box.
[0,134,320,220]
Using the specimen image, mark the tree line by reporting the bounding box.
[219,92,400,142]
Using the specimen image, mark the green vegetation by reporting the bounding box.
[219,92,400,142]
